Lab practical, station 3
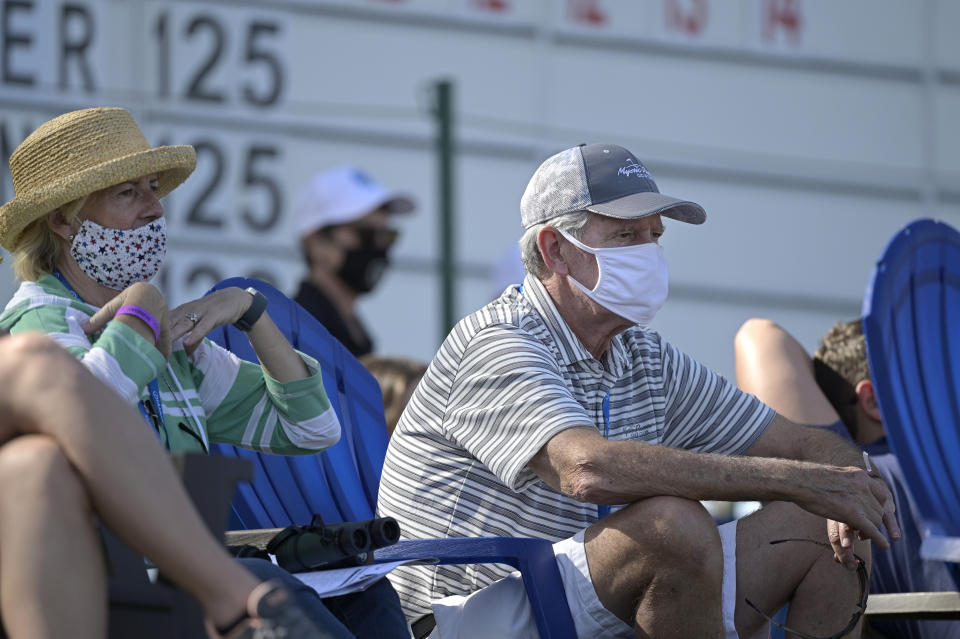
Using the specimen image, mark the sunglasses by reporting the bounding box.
[745,538,868,639]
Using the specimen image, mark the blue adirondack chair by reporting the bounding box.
[206,277,576,639]
[862,218,960,565]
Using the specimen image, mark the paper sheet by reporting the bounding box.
[285,558,430,598]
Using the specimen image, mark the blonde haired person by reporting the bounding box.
[0,107,410,638]
[360,355,426,437]
[0,107,339,456]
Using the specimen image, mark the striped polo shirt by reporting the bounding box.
[377,274,775,620]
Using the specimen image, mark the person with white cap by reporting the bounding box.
[0,107,410,638]
[377,143,900,638]
[294,166,414,356]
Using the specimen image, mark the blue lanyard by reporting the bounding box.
[52,269,78,300]
[53,270,166,439]
[598,392,611,519]
[140,380,166,443]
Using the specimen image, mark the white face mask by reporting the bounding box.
[557,228,669,327]
[70,217,167,290]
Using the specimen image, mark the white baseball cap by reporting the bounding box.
[295,165,415,237]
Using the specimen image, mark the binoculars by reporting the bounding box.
[267,514,401,573]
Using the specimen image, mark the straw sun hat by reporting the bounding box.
[0,107,196,251]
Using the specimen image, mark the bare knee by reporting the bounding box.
[586,497,724,626]
[617,496,723,576]
[0,332,65,373]
[734,318,778,349]
[0,333,82,400]
[0,436,89,515]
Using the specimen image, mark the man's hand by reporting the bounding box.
[829,472,901,569]
[83,282,170,359]
[799,466,900,569]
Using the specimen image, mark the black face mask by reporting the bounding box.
[338,243,389,294]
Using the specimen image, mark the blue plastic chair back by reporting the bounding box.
[205,277,389,528]
[206,278,576,638]
[862,218,960,561]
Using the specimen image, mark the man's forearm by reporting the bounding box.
[585,438,841,506]
[535,425,893,539]
[744,414,866,471]
[788,423,866,470]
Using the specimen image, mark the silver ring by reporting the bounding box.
[186,312,201,326]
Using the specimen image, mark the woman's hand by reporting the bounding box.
[83,282,171,359]
[173,288,309,381]
[170,287,254,356]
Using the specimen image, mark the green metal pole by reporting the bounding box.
[434,79,456,341]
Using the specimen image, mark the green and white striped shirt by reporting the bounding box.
[1,275,339,454]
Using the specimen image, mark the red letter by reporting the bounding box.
[666,0,707,36]
[471,0,510,12]
[762,0,802,45]
[567,0,607,26]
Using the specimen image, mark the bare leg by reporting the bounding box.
[734,501,871,638]
[585,496,724,638]
[735,317,874,637]
[734,318,841,427]
[0,333,259,627]
[0,435,106,639]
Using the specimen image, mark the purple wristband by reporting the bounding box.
[115,305,161,345]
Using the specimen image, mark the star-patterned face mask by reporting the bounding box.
[70,217,167,290]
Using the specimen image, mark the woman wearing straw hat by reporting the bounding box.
[0,107,409,638]
[0,106,340,458]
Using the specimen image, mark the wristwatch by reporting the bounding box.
[233,287,268,332]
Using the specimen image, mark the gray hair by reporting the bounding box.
[519,210,591,279]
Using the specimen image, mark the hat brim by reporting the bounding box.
[381,193,415,215]
[352,190,414,220]
[306,190,415,234]
[0,145,196,250]
[586,192,706,225]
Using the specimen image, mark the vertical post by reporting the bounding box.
[433,79,456,341]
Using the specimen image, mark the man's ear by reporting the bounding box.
[855,379,883,421]
[45,209,75,241]
[538,226,569,275]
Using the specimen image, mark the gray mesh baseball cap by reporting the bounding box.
[520,143,706,229]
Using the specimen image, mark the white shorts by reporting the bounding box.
[429,520,768,639]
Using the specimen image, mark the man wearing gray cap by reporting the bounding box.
[378,143,900,638]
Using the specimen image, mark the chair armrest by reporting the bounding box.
[865,592,960,619]
[921,534,960,563]
[224,527,283,549]
[375,538,577,639]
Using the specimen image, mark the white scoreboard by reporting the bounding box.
[2,0,959,377]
